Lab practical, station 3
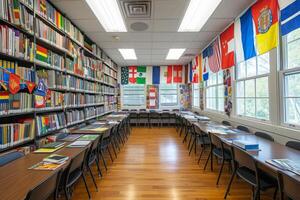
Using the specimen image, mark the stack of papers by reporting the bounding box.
[41,142,65,149]
[29,161,64,171]
[267,159,300,175]
[43,154,69,164]
[79,135,99,141]
[34,145,64,153]
[60,134,81,142]
[67,140,91,148]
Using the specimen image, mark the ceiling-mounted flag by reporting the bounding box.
[160,66,172,84]
[252,0,279,55]
[235,8,257,63]
[152,66,160,84]
[202,50,210,81]
[9,73,20,94]
[173,65,183,83]
[128,66,137,84]
[220,24,235,69]
[121,66,129,85]
[137,66,146,84]
[146,66,152,85]
[192,56,199,83]
[279,0,300,36]
[204,38,221,73]
[199,54,203,82]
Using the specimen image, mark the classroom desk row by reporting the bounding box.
[0,113,129,200]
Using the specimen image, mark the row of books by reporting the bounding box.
[103,75,117,86]
[85,94,104,105]
[0,92,33,114]
[35,18,66,50]
[102,85,115,94]
[104,65,117,79]
[82,53,103,80]
[20,0,33,7]
[92,44,101,58]
[0,59,35,82]
[0,118,35,149]
[64,18,84,45]
[36,112,66,136]
[0,24,34,60]
[66,109,84,125]
[35,44,65,69]
[0,0,34,34]
[84,80,101,93]
[85,106,105,119]
[64,93,84,108]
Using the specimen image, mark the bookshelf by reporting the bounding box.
[0,0,118,152]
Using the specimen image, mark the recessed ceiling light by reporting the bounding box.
[178,0,222,32]
[119,49,137,60]
[85,0,127,32]
[166,49,186,60]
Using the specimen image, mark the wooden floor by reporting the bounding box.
[71,127,276,200]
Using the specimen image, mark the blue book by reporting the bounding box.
[233,140,259,151]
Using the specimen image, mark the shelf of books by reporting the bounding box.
[0,0,118,153]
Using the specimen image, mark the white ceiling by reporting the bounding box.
[51,0,255,66]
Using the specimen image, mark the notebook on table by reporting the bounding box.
[43,154,69,164]
[41,142,65,149]
[67,140,91,148]
[78,134,99,141]
[34,145,64,153]
[266,159,300,176]
[59,134,81,142]
[29,161,64,171]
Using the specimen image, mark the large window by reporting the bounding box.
[206,71,224,112]
[122,85,145,106]
[159,84,178,106]
[235,53,270,120]
[193,83,200,107]
[283,29,300,125]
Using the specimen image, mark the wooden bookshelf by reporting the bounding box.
[0,0,118,152]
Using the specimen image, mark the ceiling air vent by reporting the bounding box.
[182,53,196,57]
[119,0,152,19]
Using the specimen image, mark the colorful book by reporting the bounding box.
[59,134,81,142]
[41,142,65,149]
[67,140,90,148]
[34,145,63,153]
[43,154,68,164]
[79,134,98,141]
[232,140,259,151]
[29,161,63,170]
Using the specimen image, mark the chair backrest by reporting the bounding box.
[278,171,300,200]
[0,151,24,167]
[255,131,274,142]
[122,109,129,111]
[236,125,250,133]
[209,133,222,149]
[286,141,300,151]
[172,109,179,112]
[130,109,137,111]
[232,145,256,171]
[222,121,231,126]
[25,169,62,200]
[139,109,146,111]
[66,148,88,181]
[194,111,199,115]
[139,112,149,118]
[162,109,170,111]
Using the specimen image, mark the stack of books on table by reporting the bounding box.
[29,154,69,170]
[67,140,91,148]
[34,142,65,153]
[232,140,259,151]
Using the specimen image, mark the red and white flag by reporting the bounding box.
[128,66,137,84]
[192,56,199,83]
[220,24,235,69]
[173,65,183,83]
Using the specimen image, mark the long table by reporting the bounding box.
[193,121,300,183]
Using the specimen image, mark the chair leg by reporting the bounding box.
[107,146,114,162]
[216,159,225,185]
[189,137,195,156]
[254,187,260,200]
[111,141,118,158]
[204,151,211,170]
[64,187,70,200]
[100,150,108,171]
[81,174,91,199]
[95,156,102,177]
[224,168,236,199]
[87,165,98,191]
[188,133,193,149]
[273,186,278,200]
[197,146,205,164]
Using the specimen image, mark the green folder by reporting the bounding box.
[79,134,99,141]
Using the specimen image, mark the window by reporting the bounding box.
[235,53,270,120]
[122,85,145,106]
[283,29,300,125]
[193,83,200,107]
[206,70,224,112]
[159,84,178,106]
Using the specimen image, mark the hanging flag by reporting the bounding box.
[205,38,221,73]
[9,73,20,94]
[279,0,300,36]
[26,81,36,94]
[188,62,193,83]
[152,66,160,84]
[202,49,210,81]
[0,81,8,91]
[235,9,257,63]
[199,54,203,82]
[121,66,129,85]
[252,0,279,55]
[146,66,153,85]
[160,66,172,84]
[0,91,9,103]
[220,24,235,69]
[137,66,146,84]
[192,56,199,83]
[184,64,189,84]
[128,66,137,84]
[34,79,47,97]
[173,65,183,83]
[36,45,48,63]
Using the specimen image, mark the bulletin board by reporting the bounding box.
[146,85,159,109]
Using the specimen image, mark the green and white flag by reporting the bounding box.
[137,66,146,84]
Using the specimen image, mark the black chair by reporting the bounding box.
[286,141,300,151]
[161,111,170,126]
[129,110,138,126]
[85,136,101,190]
[25,170,62,200]
[255,132,274,142]
[194,111,200,115]
[204,133,232,185]
[139,109,146,111]
[62,148,90,200]
[149,111,161,127]
[224,145,278,199]
[222,121,231,126]
[121,109,129,112]
[172,109,180,112]
[0,151,24,167]
[138,112,149,127]
[237,125,250,133]
[277,171,300,200]
[193,125,210,164]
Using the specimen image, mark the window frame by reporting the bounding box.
[192,83,200,108]
[159,84,179,107]
[121,84,146,108]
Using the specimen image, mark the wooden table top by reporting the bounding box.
[0,140,93,200]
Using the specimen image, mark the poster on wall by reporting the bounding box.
[199,82,205,110]
[179,84,191,110]
[224,69,232,116]
[146,85,159,109]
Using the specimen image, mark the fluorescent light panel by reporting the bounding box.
[119,49,137,60]
[178,0,222,32]
[85,0,127,32]
[166,49,186,60]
